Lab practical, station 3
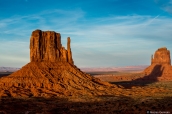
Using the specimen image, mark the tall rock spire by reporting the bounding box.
[67,37,74,64]
[151,54,153,65]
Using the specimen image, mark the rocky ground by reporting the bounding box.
[0,72,172,114]
[0,95,172,114]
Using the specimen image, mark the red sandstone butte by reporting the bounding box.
[96,47,172,82]
[143,47,172,81]
[30,30,74,64]
[0,29,117,98]
[151,47,171,65]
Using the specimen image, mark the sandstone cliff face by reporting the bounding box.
[0,29,117,98]
[30,30,73,64]
[151,47,171,65]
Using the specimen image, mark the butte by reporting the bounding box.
[143,47,172,81]
[95,47,172,82]
[0,30,117,97]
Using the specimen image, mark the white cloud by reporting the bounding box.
[0,9,172,67]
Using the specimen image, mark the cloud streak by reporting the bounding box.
[155,0,172,14]
[0,9,172,67]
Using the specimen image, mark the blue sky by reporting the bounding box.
[0,0,172,68]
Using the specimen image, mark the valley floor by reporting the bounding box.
[0,95,172,114]
[0,72,172,114]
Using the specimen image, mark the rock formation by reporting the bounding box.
[104,47,172,82]
[0,30,117,98]
[151,47,171,65]
[67,37,74,64]
[94,47,172,82]
[143,47,172,81]
[30,30,73,64]
[109,47,172,82]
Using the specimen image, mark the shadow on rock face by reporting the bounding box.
[133,64,164,82]
[109,47,172,89]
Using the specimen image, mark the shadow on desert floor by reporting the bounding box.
[111,64,164,89]
[0,96,172,114]
[0,65,166,89]
[0,72,13,78]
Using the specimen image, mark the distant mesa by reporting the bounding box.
[81,66,147,72]
[0,67,20,72]
[0,29,116,97]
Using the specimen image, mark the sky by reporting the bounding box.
[0,0,172,68]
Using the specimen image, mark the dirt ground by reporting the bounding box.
[0,72,172,114]
[0,96,172,114]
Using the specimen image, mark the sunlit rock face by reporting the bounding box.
[30,30,73,64]
[143,47,172,81]
[151,47,171,65]
[0,29,116,97]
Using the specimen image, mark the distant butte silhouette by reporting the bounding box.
[0,30,116,97]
